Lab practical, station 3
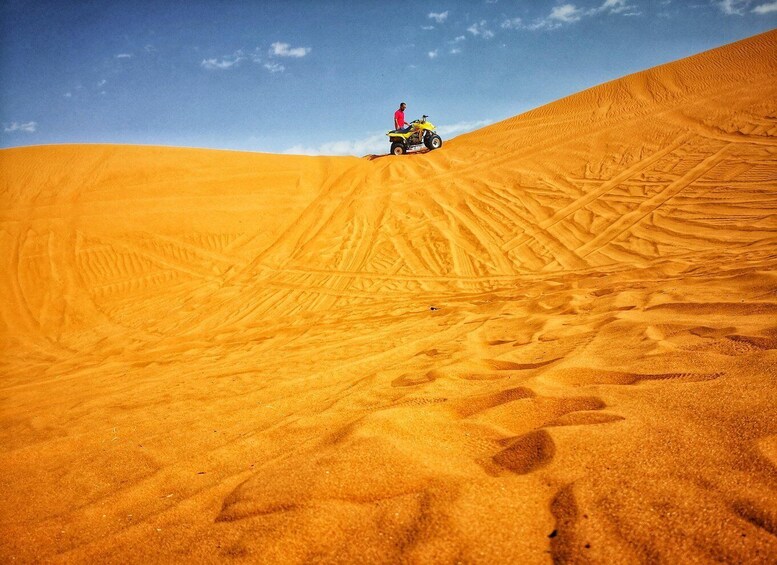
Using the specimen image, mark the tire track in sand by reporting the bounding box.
[578,143,734,257]
[501,134,692,253]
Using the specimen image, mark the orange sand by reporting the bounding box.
[1,30,776,564]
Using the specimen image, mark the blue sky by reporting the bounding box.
[1,0,775,155]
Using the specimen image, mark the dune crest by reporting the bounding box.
[1,30,776,563]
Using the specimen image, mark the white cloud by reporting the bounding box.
[718,0,750,14]
[264,62,285,73]
[201,57,239,70]
[428,49,439,59]
[467,20,495,38]
[753,1,777,12]
[270,42,311,58]
[450,47,462,54]
[201,51,245,70]
[4,121,37,133]
[549,4,584,22]
[115,53,133,59]
[97,79,107,87]
[64,92,72,98]
[600,0,630,12]
[501,17,523,29]
[596,0,640,13]
[428,11,449,23]
[453,35,466,42]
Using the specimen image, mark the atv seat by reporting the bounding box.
[390,126,413,134]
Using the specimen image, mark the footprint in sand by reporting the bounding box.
[731,499,777,537]
[391,371,437,387]
[549,484,580,564]
[484,357,563,371]
[456,357,564,381]
[550,368,723,386]
[723,334,777,352]
[391,397,448,408]
[532,396,624,430]
[689,326,737,338]
[544,411,625,427]
[682,328,777,356]
[419,354,564,383]
[477,394,622,475]
[452,386,536,418]
[490,429,556,475]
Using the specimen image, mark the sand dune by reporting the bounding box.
[2,29,777,563]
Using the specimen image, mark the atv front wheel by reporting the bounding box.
[391,142,406,156]
[427,135,442,150]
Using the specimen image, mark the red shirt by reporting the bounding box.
[394,109,405,129]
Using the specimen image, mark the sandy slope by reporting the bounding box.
[1,30,776,564]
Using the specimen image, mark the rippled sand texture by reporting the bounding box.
[2,30,776,564]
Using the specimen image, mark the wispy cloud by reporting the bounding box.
[270,42,311,58]
[115,53,133,59]
[4,121,37,133]
[550,4,584,23]
[717,0,777,14]
[718,0,750,14]
[467,20,495,38]
[201,50,246,70]
[503,0,639,31]
[428,11,449,23]
[595,0,641,16]
[598,0,633,13]
[428,49,439,59]
[753,1,777,13]
[202,43,309,73]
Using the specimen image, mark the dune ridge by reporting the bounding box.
[1,30,777,563]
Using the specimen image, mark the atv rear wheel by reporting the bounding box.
[427,135,442,150]
[391,142,406,156]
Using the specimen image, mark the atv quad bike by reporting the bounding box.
[387,115,442,155]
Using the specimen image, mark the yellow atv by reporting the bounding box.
[387,115,442,155]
